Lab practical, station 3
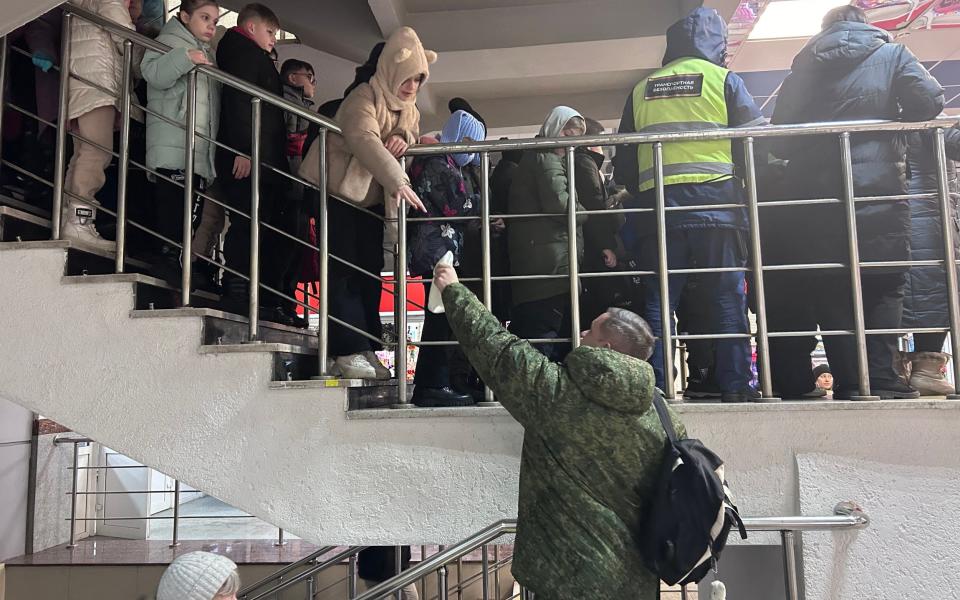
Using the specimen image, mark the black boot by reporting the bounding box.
[150,245,182,288]
[412,386,475,408]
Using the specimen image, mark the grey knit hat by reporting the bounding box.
[157,551,238,600]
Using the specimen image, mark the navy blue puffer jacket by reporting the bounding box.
[902,125,960,329]
[763,20,944,268]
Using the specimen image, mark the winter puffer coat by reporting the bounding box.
[141,17,220,182]
[441,283,685,599]
[215,27,287,173]
[407,154,480,276]
[902,125,960,329]
[764,21,944,268]
[66,0,135,121]
[507,150,586,306]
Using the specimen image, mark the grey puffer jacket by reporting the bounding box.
[764,21,944,268]
[902,124,960,329]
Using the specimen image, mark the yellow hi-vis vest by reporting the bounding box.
[633,57,733,192]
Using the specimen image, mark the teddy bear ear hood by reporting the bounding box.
[375,26,437,96]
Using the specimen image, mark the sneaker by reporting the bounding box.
[412,386,475,407]
[834,380,920,400]
[779,388,828,401]
[334,353,378,379]
[721,388,761,403]
[361,351,391,380]
[683,379,722,401]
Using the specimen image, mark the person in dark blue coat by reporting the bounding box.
[613,7,766,402]
[760,5,944,399]
[901,124,960,394]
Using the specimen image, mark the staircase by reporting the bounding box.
[0,207,526,545]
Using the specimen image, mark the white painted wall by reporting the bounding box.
[0,0,62,38]
[1,244,960,600]
[0,399,32,561]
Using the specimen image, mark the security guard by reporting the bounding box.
[613,7,766,402]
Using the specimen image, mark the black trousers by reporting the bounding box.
[508,293,573,363]
[766,270,905,394]
[218,170,298,306]
[154,169,204,256]
[327,199,384,356]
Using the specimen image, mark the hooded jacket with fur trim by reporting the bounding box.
[300,27,437,207]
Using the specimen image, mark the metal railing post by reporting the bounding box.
[306,573,316,600]
[51,13,74,240]
[743,138,778,401]
[438,565,448,600]
[348,553,358,599]
[933,128,960,398]
[66,441,80,548]
[0,37,8,176]
[180,70,198,305]
[566,147,581,350]
[781,530,799,600]
[395,545,403,600]
[481,545,490,600]
[167,480,181,547]
[393,157,411,408]
[493,546,500,600]
[317,129,330,376]
[478,152,499,406]
[248,98,262,341]
[839,132,877,399]
[653,142,675,399]
[114,41,133,272]
[276,527,286,546]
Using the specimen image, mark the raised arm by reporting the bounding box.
[441,282,565,429]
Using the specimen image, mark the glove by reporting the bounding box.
[32,52,54,73]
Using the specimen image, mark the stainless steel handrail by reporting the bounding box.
[10,7,960,400]
[61,4,340,134]
[404,116,960,155]
[357,508,870,600]
[236,544,338,598]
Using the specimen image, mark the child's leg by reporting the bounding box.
[64,106,116,208]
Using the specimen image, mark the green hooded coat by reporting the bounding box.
[442,283,685,599]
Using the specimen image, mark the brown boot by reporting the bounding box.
[908,351,955,396]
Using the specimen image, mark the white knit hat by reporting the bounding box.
[156,551,238,600]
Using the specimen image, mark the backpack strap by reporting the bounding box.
[651,389,678,444]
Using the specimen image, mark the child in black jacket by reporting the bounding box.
[215,3,301,326]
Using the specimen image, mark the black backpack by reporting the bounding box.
[639,391,747,586]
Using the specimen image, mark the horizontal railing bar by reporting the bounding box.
[237,545,337,597]
[247,546,367,600]
[65,515,259,521]
[1,159,56,189]
[5,101,58,130]
[741,514,869,531]
[53,437,93,444]
[404,117,960,155]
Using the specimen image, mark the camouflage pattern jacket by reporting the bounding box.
[442,283,685,599]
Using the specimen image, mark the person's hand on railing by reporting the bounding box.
[384,135,409,159]
[393,184,427,213]
[232,156,252,179]
[602,249,618,268]
[187,49,212,66]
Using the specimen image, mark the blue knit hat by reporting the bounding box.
[441,110,486,167]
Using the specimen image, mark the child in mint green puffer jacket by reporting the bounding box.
[140,0,220,278]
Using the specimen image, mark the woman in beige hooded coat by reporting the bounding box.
[300,27,434,379]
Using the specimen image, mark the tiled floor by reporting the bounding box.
[147,495,299,541]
